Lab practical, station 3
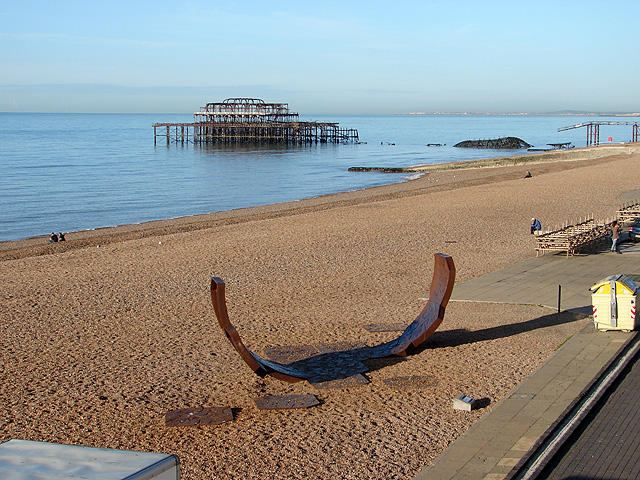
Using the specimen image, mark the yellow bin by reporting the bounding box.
[590,274,640,331]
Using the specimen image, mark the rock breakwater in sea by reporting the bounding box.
[453,136,531,149]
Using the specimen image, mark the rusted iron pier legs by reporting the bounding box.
[586,123,600,146]
[153,122,358,145]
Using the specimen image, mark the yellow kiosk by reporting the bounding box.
[590,274,640,331]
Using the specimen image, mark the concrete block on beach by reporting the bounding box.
[453,394,479,411]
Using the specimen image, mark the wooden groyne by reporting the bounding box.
[153,98,359,145]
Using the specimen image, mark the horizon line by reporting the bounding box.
[2,111,640,117]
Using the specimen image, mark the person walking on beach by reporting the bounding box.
[530,218,541,235]
[610,220,621,253]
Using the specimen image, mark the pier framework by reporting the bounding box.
[558,121,640,146]
[153,98,359,145]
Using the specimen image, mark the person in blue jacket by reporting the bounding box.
[530,218,541,234]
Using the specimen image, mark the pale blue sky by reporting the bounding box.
[1,0,638,114]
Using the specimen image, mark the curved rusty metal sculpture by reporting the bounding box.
[211,253,455,383]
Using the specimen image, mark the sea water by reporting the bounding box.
[0,112,635,242]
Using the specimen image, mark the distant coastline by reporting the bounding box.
[399,111,640,117]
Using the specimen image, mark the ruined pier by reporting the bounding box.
[153,98,359,145]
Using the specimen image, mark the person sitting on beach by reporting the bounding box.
[58,232,66,241]
[49,232,58,243]
[530,218,541,234]
[524,171,532,178]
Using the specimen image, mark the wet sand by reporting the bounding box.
[1,145,640,479]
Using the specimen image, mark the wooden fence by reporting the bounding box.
[535,219,612,257]
[617,201,640,224]
[535,201,640,257]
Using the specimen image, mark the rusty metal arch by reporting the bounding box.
[211,253,455,383]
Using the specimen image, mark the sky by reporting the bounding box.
[1,0,639,114]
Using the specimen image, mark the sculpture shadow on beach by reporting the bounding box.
[420,310,586,351]
[211,254,455,384]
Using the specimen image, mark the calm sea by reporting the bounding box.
[1,113,635,242]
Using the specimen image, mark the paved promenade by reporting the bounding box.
[415,241,640,480]
[538,343,640,479]
[451,237,640,316]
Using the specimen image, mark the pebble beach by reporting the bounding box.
[2,144,640,479]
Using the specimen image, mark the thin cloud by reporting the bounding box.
[0,31,181,49]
